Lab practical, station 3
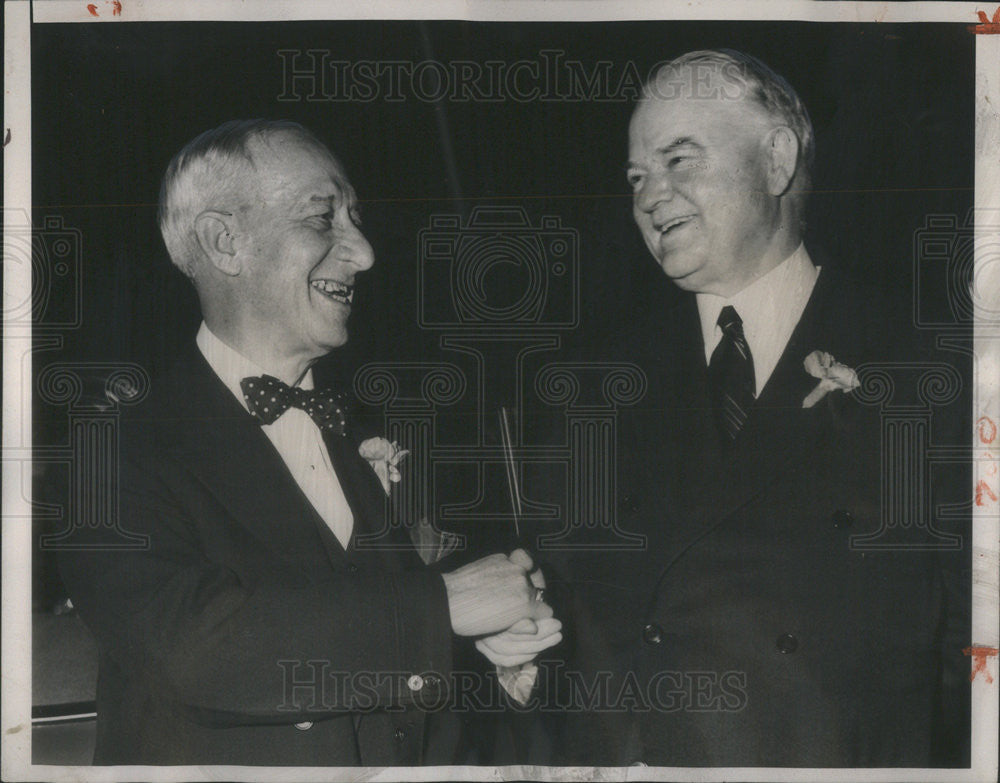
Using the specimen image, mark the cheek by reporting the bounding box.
[276,238,328,289]
[248,264,307,314]
[299,230,333,258]
[690,156,754,195]
[721,159,770,205]
[698,174,758,222]
[633,202,650,226]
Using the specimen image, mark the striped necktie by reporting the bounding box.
[708,305,756,441]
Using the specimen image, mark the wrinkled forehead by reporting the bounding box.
[238,131,355,204]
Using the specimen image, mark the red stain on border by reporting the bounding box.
[86,3,98,15]
[978,416,997,444]
[975,480,997,506]
[963,646,999,683]
[112,0,122,15]
[969,8,1000,33]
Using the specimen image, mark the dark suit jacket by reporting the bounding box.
[58,345,463,766]
[546,266,970,767]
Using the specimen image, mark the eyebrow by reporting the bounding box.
[626,137,703,169]
[302,190,349,211]
[303,192,363,222]
[308,194,339,206]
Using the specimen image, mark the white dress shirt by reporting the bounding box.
[697,244,820,397]
[196,323,354,549]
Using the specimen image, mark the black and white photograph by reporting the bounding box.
[3,1,998,780]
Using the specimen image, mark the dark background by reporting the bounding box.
[30,20,974,373]
[26,23,975,766]
[30,19,975,607]
[24,21,976,767]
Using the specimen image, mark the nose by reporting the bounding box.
[333,222,375,271]
[634,169,674,214]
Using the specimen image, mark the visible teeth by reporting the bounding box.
[659,216,692,233]
[310,279,353,303]
[312,279,347,294]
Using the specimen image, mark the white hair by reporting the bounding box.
[646,49,815,196]
[157,119,326,278]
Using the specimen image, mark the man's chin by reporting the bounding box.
[311,326,350,355]
[322,334,349,352]
[655,256,702,290]
[309,309,351,346]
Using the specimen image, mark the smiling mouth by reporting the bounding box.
[655,215,695,236]
[310,279,354,305]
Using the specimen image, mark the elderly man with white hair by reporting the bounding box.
[547,49,969,767]
[59,119,561,766]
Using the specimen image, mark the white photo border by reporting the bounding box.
[3,1,997,781]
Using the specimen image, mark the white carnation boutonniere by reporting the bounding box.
[802,350,860,408]
[358,437,409,494]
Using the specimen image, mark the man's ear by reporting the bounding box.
[764,126,799,197]
[194,211,241,276]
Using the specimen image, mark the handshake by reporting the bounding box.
[442,549,562,668]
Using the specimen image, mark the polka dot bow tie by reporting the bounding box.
[239,375,348,436]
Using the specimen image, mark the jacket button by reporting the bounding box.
[776,633,799,654]
[294,721,313,730]
[642,623,664,645]
[347,563,359,573]
[394,727,406,741]
[831,509,854,529]
[406,674,424,692]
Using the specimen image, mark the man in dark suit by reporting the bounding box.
[58,119,562,765]
[547,50,970,767]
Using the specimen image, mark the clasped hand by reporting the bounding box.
[442,548,562,667]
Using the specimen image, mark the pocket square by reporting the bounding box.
[408,516,461,565]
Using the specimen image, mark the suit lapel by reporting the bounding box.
[664,296,728,504]
[649,269,839,577]
[161,347,350,577]
[311,360,425,571]
[626,296,726,563]
[716,271,831,508]
[323,428,420,570]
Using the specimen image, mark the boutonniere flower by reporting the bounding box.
[802,350,860,408]
[358,437,409,493]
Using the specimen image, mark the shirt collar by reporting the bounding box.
[196,322,314,413]
[696,244,819,388]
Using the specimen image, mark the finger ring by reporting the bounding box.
[533,587,546,603]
